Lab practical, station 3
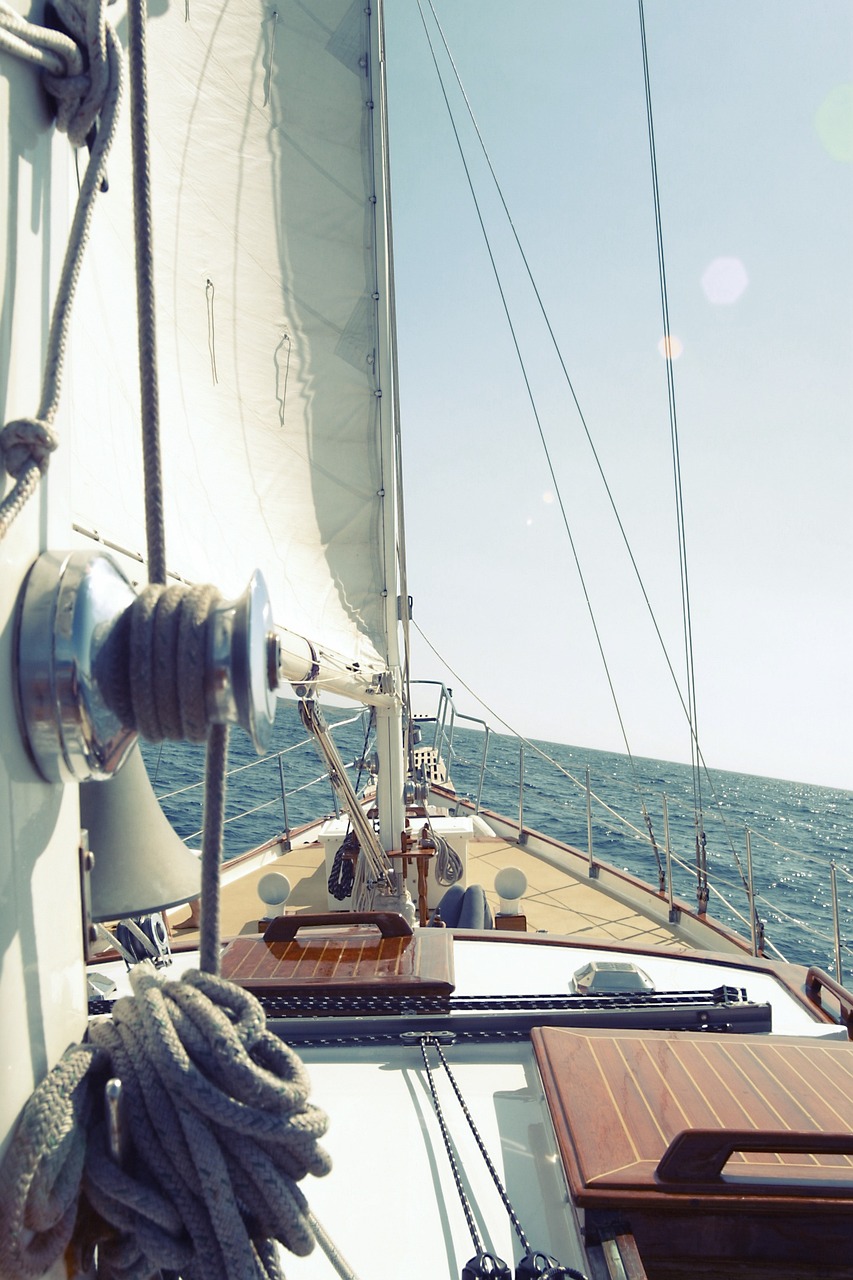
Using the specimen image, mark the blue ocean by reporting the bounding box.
[141,698,853,978]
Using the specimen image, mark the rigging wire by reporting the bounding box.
[419,0,706,775]
[417,1036,588,1280]
[416,0,667,885]
[417,0,746,918]
[638,0,708,912]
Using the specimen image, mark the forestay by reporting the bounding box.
[66,0,397,683]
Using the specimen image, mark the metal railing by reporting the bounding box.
[144,708,371,856]
[409,683,852,981]
[144,686,851,981]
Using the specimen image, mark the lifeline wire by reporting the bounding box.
[637,0,708,913]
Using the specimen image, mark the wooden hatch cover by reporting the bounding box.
[220,911,454,1010]
[532,1026,853,1211]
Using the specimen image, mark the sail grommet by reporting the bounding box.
[14,551,279,782]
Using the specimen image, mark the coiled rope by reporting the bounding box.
[0,966,333,1280]
[86,966,331,1279]
[0,0,122,538]
[328,829,358,901]
[96,582,224,746]
[433,829,463,887]
[0,1042,100,1279]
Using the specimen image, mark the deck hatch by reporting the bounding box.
[532,1026,853,1206]
[220,912,455,1013]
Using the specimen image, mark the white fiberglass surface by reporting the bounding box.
[453,940,840,1039]
[279,1041,585,1278]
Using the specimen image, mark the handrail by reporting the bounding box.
[263,911,412,943]
[657,1127,853,1189]
[411,681,491,812]
[804,967,853,1037]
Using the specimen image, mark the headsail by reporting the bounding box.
[67,0,400,694]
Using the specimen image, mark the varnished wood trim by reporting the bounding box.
[806,967,853,1038]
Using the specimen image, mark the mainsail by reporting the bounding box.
[66,0,399,691]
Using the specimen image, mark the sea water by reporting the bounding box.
[141,699,853,976]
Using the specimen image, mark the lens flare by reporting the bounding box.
[815,84,853,162]
[658,334,683,360]
[701,256,749,305]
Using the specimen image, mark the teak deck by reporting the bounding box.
[220,911,455,1001]
[533,1027,853,1277]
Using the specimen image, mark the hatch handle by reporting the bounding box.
[657,1127,853,1185]
[263,911,413,943]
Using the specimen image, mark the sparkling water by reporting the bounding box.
[141,699,853,975]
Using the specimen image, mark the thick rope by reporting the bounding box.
[86,965,331,1279]
[0,0,122,538]
[0,966,332,1280]
[126,0,166,585]
[328,829,358,901]
[199,724,228,975]
[98,583,222,744]
[0,1043,104,1279]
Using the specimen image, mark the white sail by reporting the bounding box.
[67,0,397,687]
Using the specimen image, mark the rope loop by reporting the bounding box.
[0,417,59,479]
[0,0,122,541]
[328,829,358,901]
[434,831,464,887]
[0,0,83,77]
[42,0,112,148]
[0,967,332,1280]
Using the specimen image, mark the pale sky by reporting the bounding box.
[383,0,853,790]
